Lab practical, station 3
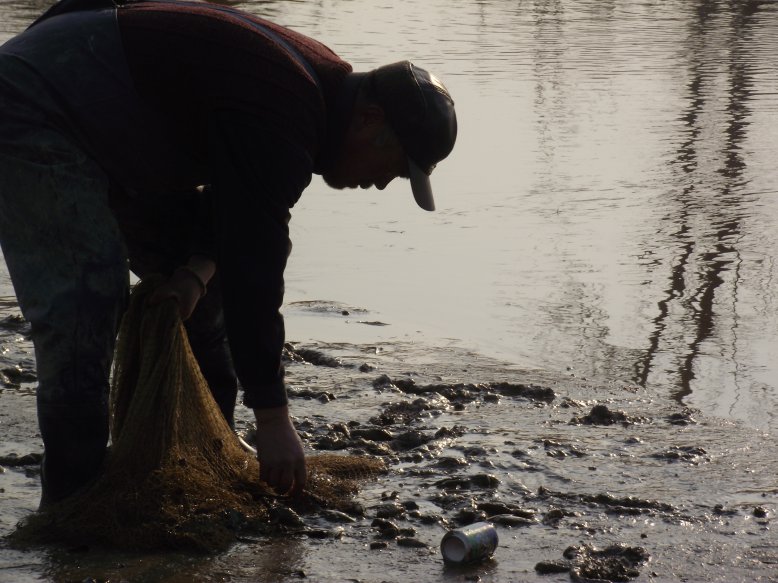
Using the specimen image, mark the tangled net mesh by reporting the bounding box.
[11,276,384,552]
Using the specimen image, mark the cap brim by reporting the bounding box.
[408,158,435,211]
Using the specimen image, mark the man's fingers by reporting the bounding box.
[262,464,292,495]
[263,465,281,492]
[290,460,307,496]
[148,286,179,306]
[259,459,272,485]
[258,458,306,496]
[275,467,294,495]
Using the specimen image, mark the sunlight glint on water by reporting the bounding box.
[1,0,777,431]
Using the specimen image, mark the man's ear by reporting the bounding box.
[358,104,386,128]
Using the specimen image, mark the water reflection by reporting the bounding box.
[0,0,777,431]
[638,0,763,411]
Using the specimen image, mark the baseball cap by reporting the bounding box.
[370,61,457,211]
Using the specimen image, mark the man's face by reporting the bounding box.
[323,105,410,191]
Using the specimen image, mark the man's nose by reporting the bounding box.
[375,176,395,190]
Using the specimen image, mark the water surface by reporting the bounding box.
[1,2,778,581]
[242,0,778,431]
[1,1,777,430]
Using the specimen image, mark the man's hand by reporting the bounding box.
[148,255,215,320]
[254,405,307,496]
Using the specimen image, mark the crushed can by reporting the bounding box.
[440,521,498,564]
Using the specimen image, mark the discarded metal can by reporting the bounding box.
[440,521,498,564]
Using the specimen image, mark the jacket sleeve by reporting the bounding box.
[207,109,313,409]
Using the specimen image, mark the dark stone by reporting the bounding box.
[571,404,647,426]
[294,348,345,368]
[371,517,400,538]
[754,506,768,518]
[372,374,395,389]
[535,560,572,574]
[434,425,467,439]
[302,528,331,539]
[488,514,535,527]
[0,452,43,467]
[561,543,650,582]
[490,382,555,403]
[436,477,473,490]
[350,427,394,441]
[435,456,469,469]
[397,537,428,548]
[269,506,305,528]
[313,436,348,451]
[0,314,30,335]
[470,474,500,489]
[651,446,708,463]
[392,430,434,450]
[1,366,36,384]
[374,502,405,519]
[666,407,699,425]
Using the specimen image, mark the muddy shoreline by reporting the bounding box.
[1,312,777,582]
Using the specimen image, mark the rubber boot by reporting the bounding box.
[38,409,109,509]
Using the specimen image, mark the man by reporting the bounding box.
[0,0,457,507]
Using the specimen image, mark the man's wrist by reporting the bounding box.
[254,404,290,424]
[174,265,208,297]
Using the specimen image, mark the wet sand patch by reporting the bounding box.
[0,337,776,582]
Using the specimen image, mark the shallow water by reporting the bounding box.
[247,0,778,433]
[1,1,778,582]
[1,0,777,429]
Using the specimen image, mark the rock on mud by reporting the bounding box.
[536,543,650,581]
[571,404,647,426]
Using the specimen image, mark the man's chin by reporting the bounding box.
[322,174,353,190]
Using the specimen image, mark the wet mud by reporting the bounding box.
[1,315,777,582]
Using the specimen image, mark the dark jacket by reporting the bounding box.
[4,0,355,408]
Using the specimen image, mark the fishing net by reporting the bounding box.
[11,276,384,552]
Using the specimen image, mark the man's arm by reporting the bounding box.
[208,109,314,495]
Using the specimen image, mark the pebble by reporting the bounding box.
[753,506,768,518]
[269,507,305,528]
[535,560,572,574]
[488,514,535,527]
[374,502,405,519]
[396,537,427,548]
[371,518,400,538]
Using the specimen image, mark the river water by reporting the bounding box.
[1,0,777,429]
[1,1,778,582]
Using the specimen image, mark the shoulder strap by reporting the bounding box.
[28,0,154,29]
[173,1,322,92]
[27,0,118,29]
[29,0,321,94]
